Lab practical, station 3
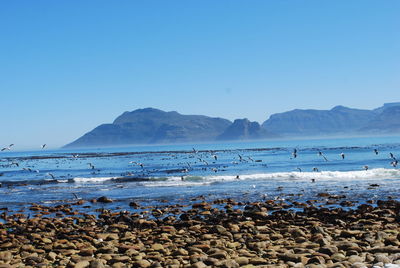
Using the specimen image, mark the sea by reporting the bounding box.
[0,136,399,214]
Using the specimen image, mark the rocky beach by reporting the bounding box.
[0,195,399,268]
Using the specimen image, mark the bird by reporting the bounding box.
[87,163,95,169]
[1,144,14,151]
[211,154,218,161]
[247,156,254,162]
[192,148,197,154]
[238,154,243,162]
[312,167,319,172]
[46,173,55,179]
[129,161,144,168]
[363,165,369,171]
[211,168,218,173]
[340,153,345,160]
[374,149,379,155]
[389,153,396,160]
[296,167,302,172]
[41,144,46,149]
[292,149,297,158]
[318,151,328,161]
[391,160,398,168]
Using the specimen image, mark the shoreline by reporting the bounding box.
[0,197,399,267]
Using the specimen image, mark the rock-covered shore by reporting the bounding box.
[0,197,399,268]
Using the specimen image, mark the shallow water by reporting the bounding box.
[0,136,399,212]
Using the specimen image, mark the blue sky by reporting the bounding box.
[0,1,399,149]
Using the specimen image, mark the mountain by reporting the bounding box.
[261,103,400,137]
[262,105,375,136]
[65,103,400,148]
[217,119,277,141]
[360,105,400,133]
[64,108,231,148]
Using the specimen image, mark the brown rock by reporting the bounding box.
[74,261,90,268]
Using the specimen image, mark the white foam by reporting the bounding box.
[204,168,400,182]
[73,177,115,183]
[70,168,400,187]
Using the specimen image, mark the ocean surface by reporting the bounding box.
[0,136,399,213]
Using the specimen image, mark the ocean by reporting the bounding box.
[0,136,399,213]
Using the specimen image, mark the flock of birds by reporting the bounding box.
[0,143,399,185]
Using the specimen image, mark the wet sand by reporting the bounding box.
[0,196,399,267]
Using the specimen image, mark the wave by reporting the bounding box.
[1,168,399,188]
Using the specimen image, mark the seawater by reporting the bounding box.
[0,136,399,212]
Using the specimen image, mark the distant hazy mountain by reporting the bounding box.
[262,103,400,137]
[217,119,277,141]
[64,103,400,148]
[360,105,400,133]
[64,108,231,148]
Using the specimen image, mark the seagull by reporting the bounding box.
[238,154,243,162]
[87,163,95,169]
[129,161,144,168]
[211,168,218,173]
[318,151,328,161]
[212,154,217,161]
[46,173,55,179]
[340,153,345,160]
[292,149,297,158]
[312,167,319,172]
[192,148,197,154]
[389,153,396,160]
[41,144,46,149]
[363,165,369,171]
[296,167,302,172]
[374,149,379,155]
[247,156,254,162]
[391,160,398,168]
[11,162,19,167]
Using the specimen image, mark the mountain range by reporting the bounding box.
[64,102,400,148]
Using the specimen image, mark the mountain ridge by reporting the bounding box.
[64,103,400,148]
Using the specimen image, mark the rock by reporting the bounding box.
[151,244,164,252]
[134,259,151,268]
[350,262,368,268]
[97,196,113,203]
[235,257,249,265]
[89,260,105,268]
[279,253,309,264]
[190,262,207,268]
[249,257,269,265]
[347,255,364,264]
[74,261,90,268]
[0,251,12,262]
[374,254,391,264]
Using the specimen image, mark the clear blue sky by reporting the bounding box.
[0,1,399,149]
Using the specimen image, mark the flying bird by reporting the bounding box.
[87,163,95,169]
[318,151,328,161]
[363,165,369,171]
[292,149,297,158]
[41,144,46,149]
[340,153,345,160]
[46,173,55,179]
[374,149,379,155]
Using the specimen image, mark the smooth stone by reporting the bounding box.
[74,261,90,268]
